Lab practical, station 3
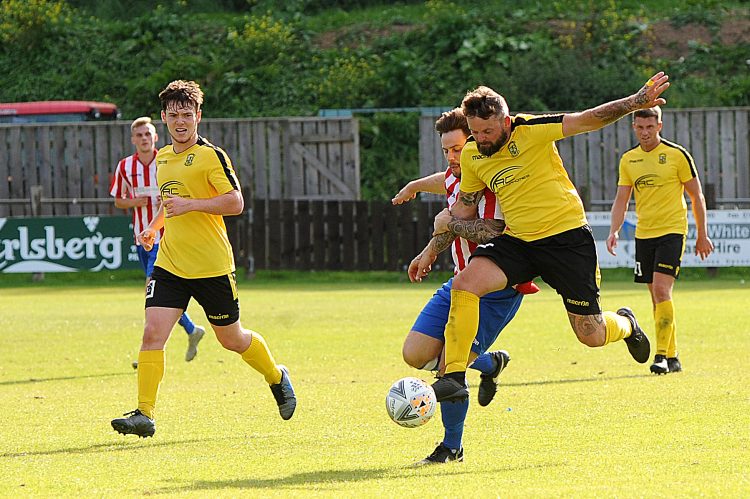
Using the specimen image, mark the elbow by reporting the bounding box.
[230,192,244,215]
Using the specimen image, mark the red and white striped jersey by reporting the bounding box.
[444,167,503,273]
[109,150,163,245]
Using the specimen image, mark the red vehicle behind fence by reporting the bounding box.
[0,101,120,123]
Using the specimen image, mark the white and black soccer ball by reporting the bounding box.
[385,377,437,428]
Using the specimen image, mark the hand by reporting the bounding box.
[132,196,149,207]
[392,183,417,205]
[606,232,618,256]
[408,250,437,283]
[138,228,156,251]
[432,208,452,236]
[694,235,714,260]
[633,71,670,110]
[163,193,191,218]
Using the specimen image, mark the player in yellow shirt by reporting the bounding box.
[111,80,296,437]
[606,106,714,374]
[418,73,670,402]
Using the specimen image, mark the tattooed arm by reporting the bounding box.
[562,71,670,137]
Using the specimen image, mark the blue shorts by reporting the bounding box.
[411,277,523,355]
[137,243,159,278]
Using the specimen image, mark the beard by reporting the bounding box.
[477,128,510,157]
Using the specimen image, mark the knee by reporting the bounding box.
[402,344,423,369]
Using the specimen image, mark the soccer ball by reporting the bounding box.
[385,377,437,428]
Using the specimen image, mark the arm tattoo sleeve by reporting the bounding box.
[427,231,456,255]
[447,218,505,244]
[458,190,483,207]
[590,90,647,126]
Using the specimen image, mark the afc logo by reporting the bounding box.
[489,166,528,191]
[508,141,519,157]
[160,180,185,197]
[658,153,667,164]
[634,174,660,192]
[185,153,196,166]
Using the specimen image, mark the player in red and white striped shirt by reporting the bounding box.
[110,117,205,367]
[392,108,536,466]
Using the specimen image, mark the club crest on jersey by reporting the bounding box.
[184,153,195,166]
[658,153,667,164]
[508,141,519,157]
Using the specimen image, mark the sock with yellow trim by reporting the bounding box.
[137,349,165,419]
[241,331,282,385]
[444,289,480,374]
[654,300,675,357]
[603,311,632,344]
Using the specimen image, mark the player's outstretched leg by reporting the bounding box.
[477,350,511,407]
[431,372,468,402]
[185,325,206,362]
[617,307,651,363]
[650,354,668,375]
[270,365,297,420]
[111,409,155,438]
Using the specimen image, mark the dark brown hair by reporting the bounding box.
[633,106,662,122]
[159,80,204,112]
[434,107,470,136]
[461,86,509,120]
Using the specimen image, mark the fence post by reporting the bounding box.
[30,185,43,216]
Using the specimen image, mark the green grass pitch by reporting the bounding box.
[0,273,748,497]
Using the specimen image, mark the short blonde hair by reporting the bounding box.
[130,116,155,134]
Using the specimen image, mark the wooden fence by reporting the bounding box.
[227,198,452,273]
[0,117,359,217]
[420,107,750,209]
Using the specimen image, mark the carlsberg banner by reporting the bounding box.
[0,216,139,273]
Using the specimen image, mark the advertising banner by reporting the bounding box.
[588,209,750,268]
[0,216,139,272]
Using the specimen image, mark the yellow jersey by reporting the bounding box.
[459,113,587,241]
[618,139,697,238]
[155,136,240,278]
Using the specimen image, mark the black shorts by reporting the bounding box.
[470,225,601,315]
[146,266,240,326]
[634,233,686,283]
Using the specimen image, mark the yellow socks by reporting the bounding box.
[241,331,282,385]
[444,289,480,374]
[603,311,632,344]
[137,349,165,419]
[654,300,676,357]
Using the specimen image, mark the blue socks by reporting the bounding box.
[178,312,196,335]
[469,352,496,375]
[440,398,469,451]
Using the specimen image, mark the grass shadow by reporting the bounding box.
[156,466,474,493]
[500,373,651,388]
[0,372,133,386]
[0,437,216,459]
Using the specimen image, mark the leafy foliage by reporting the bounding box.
[0,0,747,198]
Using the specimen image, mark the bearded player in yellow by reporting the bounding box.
[419,73,671,402]
[111,80,296,437]
[607,106,714,375]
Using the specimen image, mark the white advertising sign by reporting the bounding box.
[588,209,750,268]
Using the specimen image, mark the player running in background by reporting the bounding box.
[606,106,714,374]
[425,73,670,403]
[111,81,296,438]
[393,108,536,465]
[110,117,206,368]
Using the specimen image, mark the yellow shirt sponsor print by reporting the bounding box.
[459,114,587,242]
[155,137,240,278]
[618,139,697,239]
